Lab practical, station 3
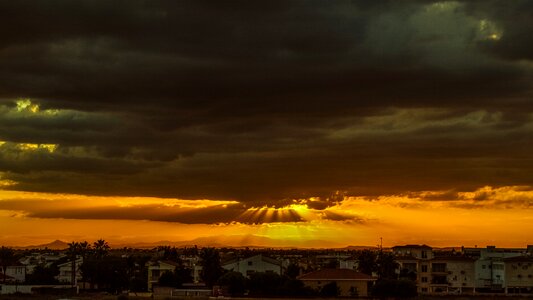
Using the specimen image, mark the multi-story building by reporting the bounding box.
[471,246,522,293]
[393,245,533,295]
[504,256,533,294]
[393,245,433,293]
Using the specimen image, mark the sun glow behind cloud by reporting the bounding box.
[0,186,532,247]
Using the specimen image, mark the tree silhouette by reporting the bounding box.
[217,271,246,296]
[286,263,301,279]
[67,242,81,287]
[199,247,222,287]
[319,281,340,297]
[93,239,110,259]
[0,246,16,283]
[376,252,398,280]
[357,249,377,275]
[78,241,91,260]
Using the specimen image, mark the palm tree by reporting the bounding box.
[0,246,16,283]
[67,242,81,287]
[93,239,110,259]
[78,241,91,260]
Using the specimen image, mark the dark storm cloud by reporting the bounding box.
[0,199,304,224]
[1,0,533,206]
[465,0,533,61]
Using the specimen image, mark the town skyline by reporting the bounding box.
[1,1,533,248]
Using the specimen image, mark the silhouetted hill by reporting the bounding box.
[114,234,344,249]
[14,240,69,250]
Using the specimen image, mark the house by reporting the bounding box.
[147,261,179,290]
[19,252,65,274]
[56,257,83,285]
[222,254,281,277]
[298,268,376,297]
[0,265,26,283]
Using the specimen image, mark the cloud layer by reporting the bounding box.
[1,0,532,205]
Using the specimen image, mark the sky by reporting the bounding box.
[0,0,532,248]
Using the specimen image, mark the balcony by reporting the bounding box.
[431,275,448,286]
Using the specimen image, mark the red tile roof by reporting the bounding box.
[298,268,376,281]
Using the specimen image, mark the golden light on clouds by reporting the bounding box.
[478,19,503,41]
[16,99,40,113]
[0,186,531,247]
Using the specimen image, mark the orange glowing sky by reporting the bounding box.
[1,186,532,248]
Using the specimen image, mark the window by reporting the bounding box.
[452,276,457,281]
[248,261,253,266]
[421,277,428,283]
[421,288,428,292]
[421,265,428,273]
[421,251,427,259]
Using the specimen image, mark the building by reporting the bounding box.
[393,245,433,260]
[394,245,433,293]
[472,246,522,293]
[146,261,179,290]
[55,257,83,285]
[298,268,376,297]
[443,256,476,294]
[504,256,533,295]
[0,265,26,283]
[221,254,281,277]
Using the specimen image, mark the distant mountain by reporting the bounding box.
[14,240,69,250]
[113,234,345,249]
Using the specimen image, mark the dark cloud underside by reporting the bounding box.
[1,0,532,204]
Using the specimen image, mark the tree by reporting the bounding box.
[248,272,282,296]
[372,279,417,298]
[93,239,110,259]
[157,267,193,288]
[81,256,129,293]
[199,247,223,287]
[217,271,246,296]
[319,281,340,297]
[158,270,175,287]
[376,252,398,280]
[357,249,377,275]
[0,246,16,283]
[399,268,417,281]
[25,265,59,284]
[286,263,300,279]
[78,241,91,260]
[67,242,81,287]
